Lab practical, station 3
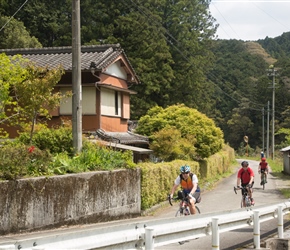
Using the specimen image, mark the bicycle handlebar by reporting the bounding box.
[234,185,251,195]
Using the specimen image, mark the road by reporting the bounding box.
[151,159,287,249]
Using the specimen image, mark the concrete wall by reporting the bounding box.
[0,169,141,235]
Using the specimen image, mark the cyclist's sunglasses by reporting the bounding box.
[182,171,190,174]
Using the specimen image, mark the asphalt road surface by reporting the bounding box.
[153,159,287,250]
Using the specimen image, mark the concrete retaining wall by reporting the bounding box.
[0,168,141,235]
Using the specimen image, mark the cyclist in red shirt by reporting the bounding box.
[258,157,269,184]
[237,161,255,205]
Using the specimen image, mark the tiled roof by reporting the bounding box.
[0,44,140,82]
[96,129,149,145]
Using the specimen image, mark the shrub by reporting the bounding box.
[0,141,53,180]
[1,126,136,180]
[48,141,136,175]
[18,127,74,156]
[136,104,224,160]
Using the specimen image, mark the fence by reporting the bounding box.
[1,200,290,250]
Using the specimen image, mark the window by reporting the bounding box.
[101,88,121,117]
[59,87,96,115]
[115,91,118,115]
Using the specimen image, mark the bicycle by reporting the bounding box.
[259,169,267,190]
[168,191,201,216]
[234,186,253,208]
[168,192,201,245]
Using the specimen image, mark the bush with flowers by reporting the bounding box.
[0,128,136,180]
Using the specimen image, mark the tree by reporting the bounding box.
[0,16,42,49]
[0,0,72,47]
[135,104,224,160]
[126,0,218,118]
[12,64,67,142]
[0,53,27,137]
[1,0,218,119]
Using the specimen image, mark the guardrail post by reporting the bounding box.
[212,218,219,250]
[145,227,155,250]
[253,210,260,248]
[278,205,283,238]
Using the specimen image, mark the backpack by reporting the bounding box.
[179,173,201,203]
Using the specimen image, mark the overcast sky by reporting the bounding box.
[209,0,290,41]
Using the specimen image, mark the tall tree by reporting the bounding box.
[1,0,71,47]
[0,16,42,49]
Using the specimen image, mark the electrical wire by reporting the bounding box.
[124,0,266,110]
[211,3,241,39]
[0,0,30,32]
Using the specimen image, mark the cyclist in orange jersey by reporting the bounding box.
[169,165,200,214]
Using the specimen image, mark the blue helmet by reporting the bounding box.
[180,165,190,173]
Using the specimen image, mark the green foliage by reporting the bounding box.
[0,141,53,180]
[258,33,290,59]
[276,128,290,145]
[140,160,199,210]
[136,104,224,159]
[150,127,196,161]
[0,16,42,49]
[3,0,290,154]
[1,131,136,180]
[0,54,27,137]
[0,0,217,120]
[12,64,67,142]
[139,145,235,210]
[18,127,74,156]
[49,141,136,175]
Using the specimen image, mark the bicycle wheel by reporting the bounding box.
[262,173,266,190]
[175,208,185,217]
[245,196,251,207]
[241,198,244,208]
[195,206,201,214]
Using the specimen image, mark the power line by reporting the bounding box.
[125,0,267,110]
[0,0,30,32]
[211,3,241,39]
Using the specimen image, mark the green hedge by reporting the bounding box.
[139,144,235,210]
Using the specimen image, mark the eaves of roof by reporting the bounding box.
[97,83,137,94]
[280,146,290,152]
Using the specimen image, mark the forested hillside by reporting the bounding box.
[258,32,290,59]
[1,0,290,153]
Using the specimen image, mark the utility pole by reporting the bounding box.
[266,101,270,159]
[262,107,264,153]
[267,66,277,160]
[72,0,82,153]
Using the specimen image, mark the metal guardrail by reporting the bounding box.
[1,200,290,250]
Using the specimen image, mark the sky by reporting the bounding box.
[209,0,290,41]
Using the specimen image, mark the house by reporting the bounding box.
[0,44,152,162]
[280,146,290,175]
